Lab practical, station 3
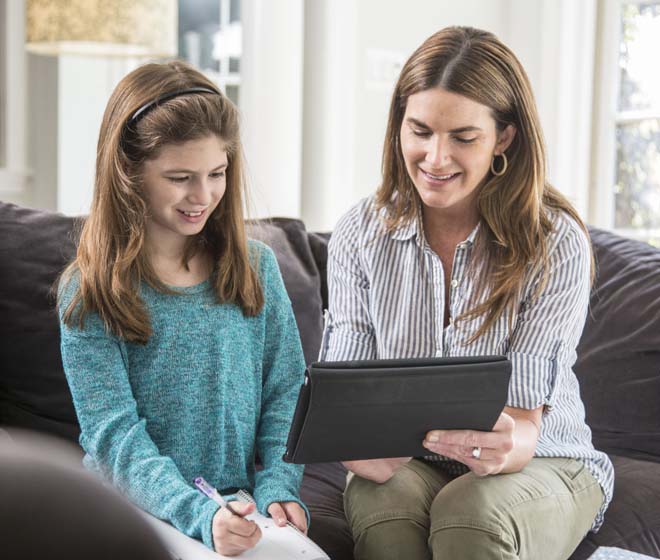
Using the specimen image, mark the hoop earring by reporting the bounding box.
[490,153,508,176]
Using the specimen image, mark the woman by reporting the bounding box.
[58,61,307,557]
[322,27,613,560]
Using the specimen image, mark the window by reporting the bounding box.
[178,0,241,105]
[593,0,660,246]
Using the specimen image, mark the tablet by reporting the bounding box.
[283,355,511,464]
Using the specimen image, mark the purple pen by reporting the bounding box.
[193,476,243,517]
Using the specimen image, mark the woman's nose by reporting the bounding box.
[425,136,450,168]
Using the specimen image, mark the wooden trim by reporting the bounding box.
[615,111,660,124]
[589,0,623,228]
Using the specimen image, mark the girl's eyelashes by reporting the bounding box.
[165,170,225,183]
[167,176,189,183]
[454,136,477,144]
[411,129,432,138]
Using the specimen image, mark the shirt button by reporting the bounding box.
[449,316,454,325]
[451,280,458,288]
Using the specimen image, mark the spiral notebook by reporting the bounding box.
[142,490,329,560]
[587,547,659,560]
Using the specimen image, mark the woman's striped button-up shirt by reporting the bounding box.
[320,195,614,531]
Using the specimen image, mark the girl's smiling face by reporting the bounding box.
[141,134,228,253]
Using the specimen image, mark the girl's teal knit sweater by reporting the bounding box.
[58,241,306,549]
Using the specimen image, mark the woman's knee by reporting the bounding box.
[429,479,515,559]
[429,525,513,560]
[430,474,505,527]
[353,517,432,560]
[345,460,444,531]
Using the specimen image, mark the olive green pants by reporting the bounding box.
[344,458,604,560]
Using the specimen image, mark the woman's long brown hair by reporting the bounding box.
[376,26,592,341]
[59,61,263,344]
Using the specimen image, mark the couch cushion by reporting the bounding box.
[0,202,80,442]
[301,462,354,560]
[568,454,660,560]
[574,228,660,463]
[248,218,324,365]
[308,231,331,311]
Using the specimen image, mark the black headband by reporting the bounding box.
[127,87,219,126]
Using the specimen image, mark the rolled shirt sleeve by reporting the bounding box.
[506,223,592,410]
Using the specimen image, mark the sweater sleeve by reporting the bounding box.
[250,245,309,522]
[57,278,220,549]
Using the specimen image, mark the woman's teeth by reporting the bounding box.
[180,210,203,217]
[425,171,455,180]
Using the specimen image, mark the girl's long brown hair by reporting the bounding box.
[60,61,263,344]
[377,26,592,341]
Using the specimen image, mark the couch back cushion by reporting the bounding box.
[247,218,324,364]
[0,202,325,444]
[0,202,80,441]
[574,227,660,463]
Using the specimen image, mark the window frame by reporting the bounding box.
[591,0,660,241]
[1,0,8,169]
[0,0,29,203]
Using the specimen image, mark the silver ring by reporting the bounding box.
[471,446,482,460]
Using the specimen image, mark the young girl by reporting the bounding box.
[58,61,308,557]
[323,27,613,559]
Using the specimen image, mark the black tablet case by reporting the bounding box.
[284,356,511,464]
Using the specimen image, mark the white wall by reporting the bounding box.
[27,54,58,211]
[301,0,509,231]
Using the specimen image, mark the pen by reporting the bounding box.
[193,476,244,517]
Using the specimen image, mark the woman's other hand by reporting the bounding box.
[342,457,412,483]
[211,501,261,556]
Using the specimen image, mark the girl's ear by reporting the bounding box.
[495,124,516,154]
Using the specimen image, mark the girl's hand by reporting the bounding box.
[267,501,308,534]
[342,457,412,483]
[212,501,262,556]
[423,412,516,476]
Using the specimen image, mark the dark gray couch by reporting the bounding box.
[1,201,659,560]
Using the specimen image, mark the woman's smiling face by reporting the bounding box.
[400,86,514,217]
